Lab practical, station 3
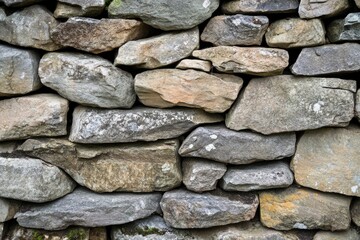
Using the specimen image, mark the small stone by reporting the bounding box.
[260,186,351,231]
[313,228,360,240]
[0,0,42,7]
[221,0,299,14]
[351,198,360,226]
[0,94,69,141]
[0,198,20,222]
[39,52,135,108]
[226,75,355,134]
[328,13,360,42]
[16,187,162,230]
[115,28,199,69]
[265,18,325,48]
[201,14,269,46]
[299,0,349,19]
[176,59,212,72]
[134,69,243,113]
[54,0,105,18]
[69,106,223,144]
[193,46,289,76]
[182,158,226,192]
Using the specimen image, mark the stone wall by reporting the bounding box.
[0,0,359,239]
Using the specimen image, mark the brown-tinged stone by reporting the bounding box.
[313,228,360,240]
[176,59,212,72]
[54,0,105,18]
[351,198,360,226]
[221,0,299,14]
[299,0,349,19]
[0,8,5,21]
[0,198,20,222]
[328,13,360,42]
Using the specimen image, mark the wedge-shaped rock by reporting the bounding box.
[115,28,199,69]
[0,94,69,141]
[70,106,223,144]
[201,14,269,46]
[176,59,212,72]
[0,0,41,7]
[160,189,258,228]
[179,125,296,164]
[16,187,162,230]
[260,186,351,231]
[54,0,105,18]
[351,198,360,226]
[222,0,299,14]
[292,127,360,197]
[193,47,289,76]
[135,69,243,113]
[0,198,20,222]
[299,0,349,19]
[19,138,182,193]
[108,0,219,31]
[313,228,360,240]
[226,75,355,134]
[328,13,360,42]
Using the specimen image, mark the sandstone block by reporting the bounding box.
[54,0,105,18]
[176,59,212,72]
[221,0,299,14]
[299,0,349,19]
[328,13,360,42]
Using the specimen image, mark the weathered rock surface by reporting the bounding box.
[19,138,182,193]
[39,52,135,109]
[328,13,360,42]
[134,69,243,113]
[299,0,349,19]
[291,43,360,75]
[179,125,296,164]
[16,187,162,230]
[313,228,360,240]
[226,75,355,134]
[54,0,105,18]
[108,0,219,31]
[0,142,18,156]
[115,28,199,69]
[176,59,212,72]
[201,14,269,46]
[0,5,61,51]
[182,158,226,192]
[160,189,258,228]
[265,18,326,48]
[221,0,299,14]
[0,198,20,222]
[0,0,41,7]
[0,94,69,141]
[220,161,294,192]
[0,224,3,240]
[70,106,223,144]
[351,198,360,226]
[0,157,76,203]
[260,186,352,231]
[193,46,289,76]
[356,91,360,122]
[0,8,5,21]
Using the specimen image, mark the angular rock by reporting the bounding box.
[0,0,42,7]
[182,158,226,192]
[192,46,289,76]
[16,187,162,230]
[328,13,360,42]
[0,198,20,222]
[299,0,349,19]
[160,189,258,228]
[260,186,352,231]
[0,5,61,51]
[265,18,326,48]
[351,198,360,226]
[108,0,219,31]
[221,0,299,14]
[176,59,212,72]
[226,75,355,134]
[69,106,223,144]
[0,94,69,141]
[134,69,243,113]
[115,28,199,69]
[39,52,135,108]
[54,0,105,18]
[201,14,269,46]
[313,228,360,240]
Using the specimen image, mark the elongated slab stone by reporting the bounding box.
[0,198,20,222]
[54,0,105,18]
[226,75,355,134]
[0,0,41,7]
[16,187,161,230]
[328,13,360,42]
[299,0,349,19]
[351,198,360,226]
[357,91,360,122]
[221,0,299,14]
[70,106,223,144]
[176,59,212,72]
[313,228,360,240]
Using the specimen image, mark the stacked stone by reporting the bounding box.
[0,0,359,239]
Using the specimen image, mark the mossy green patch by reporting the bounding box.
[32,231,45,240]
[66,228,87,240]
[109,0,122,8]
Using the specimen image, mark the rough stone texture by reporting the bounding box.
[299,0,349,19]
[176,59,212,72]
[260,186,352,231]
[0,0,42,7]
[351,198,360,226]
[54,0,105,18]
[313,228,360,240]
[357,91,360,122]
[0,142,18,156]
[0,44,41,96]
[134,69,243,113]
[69,106,223,144]
[201,14,269,46]
[39,52,135,109]
[16,187,162,230]
[19,138,182,193]
[182,158,226,192]
[291,43,360,76]
[179,125,296,164]
[0,157,76,203]
[0,5,61,51]
[160,189,258,228]
[0,224,3,240]
[0,8,5,21]
[220,161,294,192]
[265,18,326,48]
[0,94,69,141]
[328,13,360,42]
[0,198,20,222]
[226,75,355,134]
[192,46,289,76]
[115,28,199,69]
[108,0,219,31]
[356,0,360,8]
[221,0,299,14]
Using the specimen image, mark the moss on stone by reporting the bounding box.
[32,231,45,240]
[66,228,87,240]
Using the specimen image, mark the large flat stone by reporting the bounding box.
[54,0,105,18]
[299,0,349,19]
[313,228,360,240]
[351,198,360,226]
[226,75,355,134]
[221,0,299,14]
[0,0,41,7]
[328,13,360,42]
[176,59,212,72]
[0,198,20,222]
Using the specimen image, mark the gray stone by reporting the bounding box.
[221,0,299,14]
[351,198,360,226]
[299,0,349,19]
[108,0,219,31]
[226,75,355,134]
[179,125,296,164]
[0,142,18,156]
[0,157,76,203]
[54,0,105,18]
[0,5,61,51]
[0,94,69,141]
[0,8,5,21]
[115,28,199,69]
[176,59,212,72]
[313,228,360,240]
[160,189,258,228]
[0,198,20,222]
[39,52,135,109]
[16,187,162,230]
[0,0,42,7]
[356,0,360,8]
[201,14,269,46]
[69,106,223,144]
[328,13,360,42]
[0,224,3,240]
[357,91,360,122]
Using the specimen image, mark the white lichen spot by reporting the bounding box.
[188,144,194,149]
[203,0,211,8]
[312,101,324,113]
[161,163,171,173]
[231,18,242,26]
[293,223,308,229]
[210,134,218,139]
[351,185,359,193]
[205,144,216,152]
